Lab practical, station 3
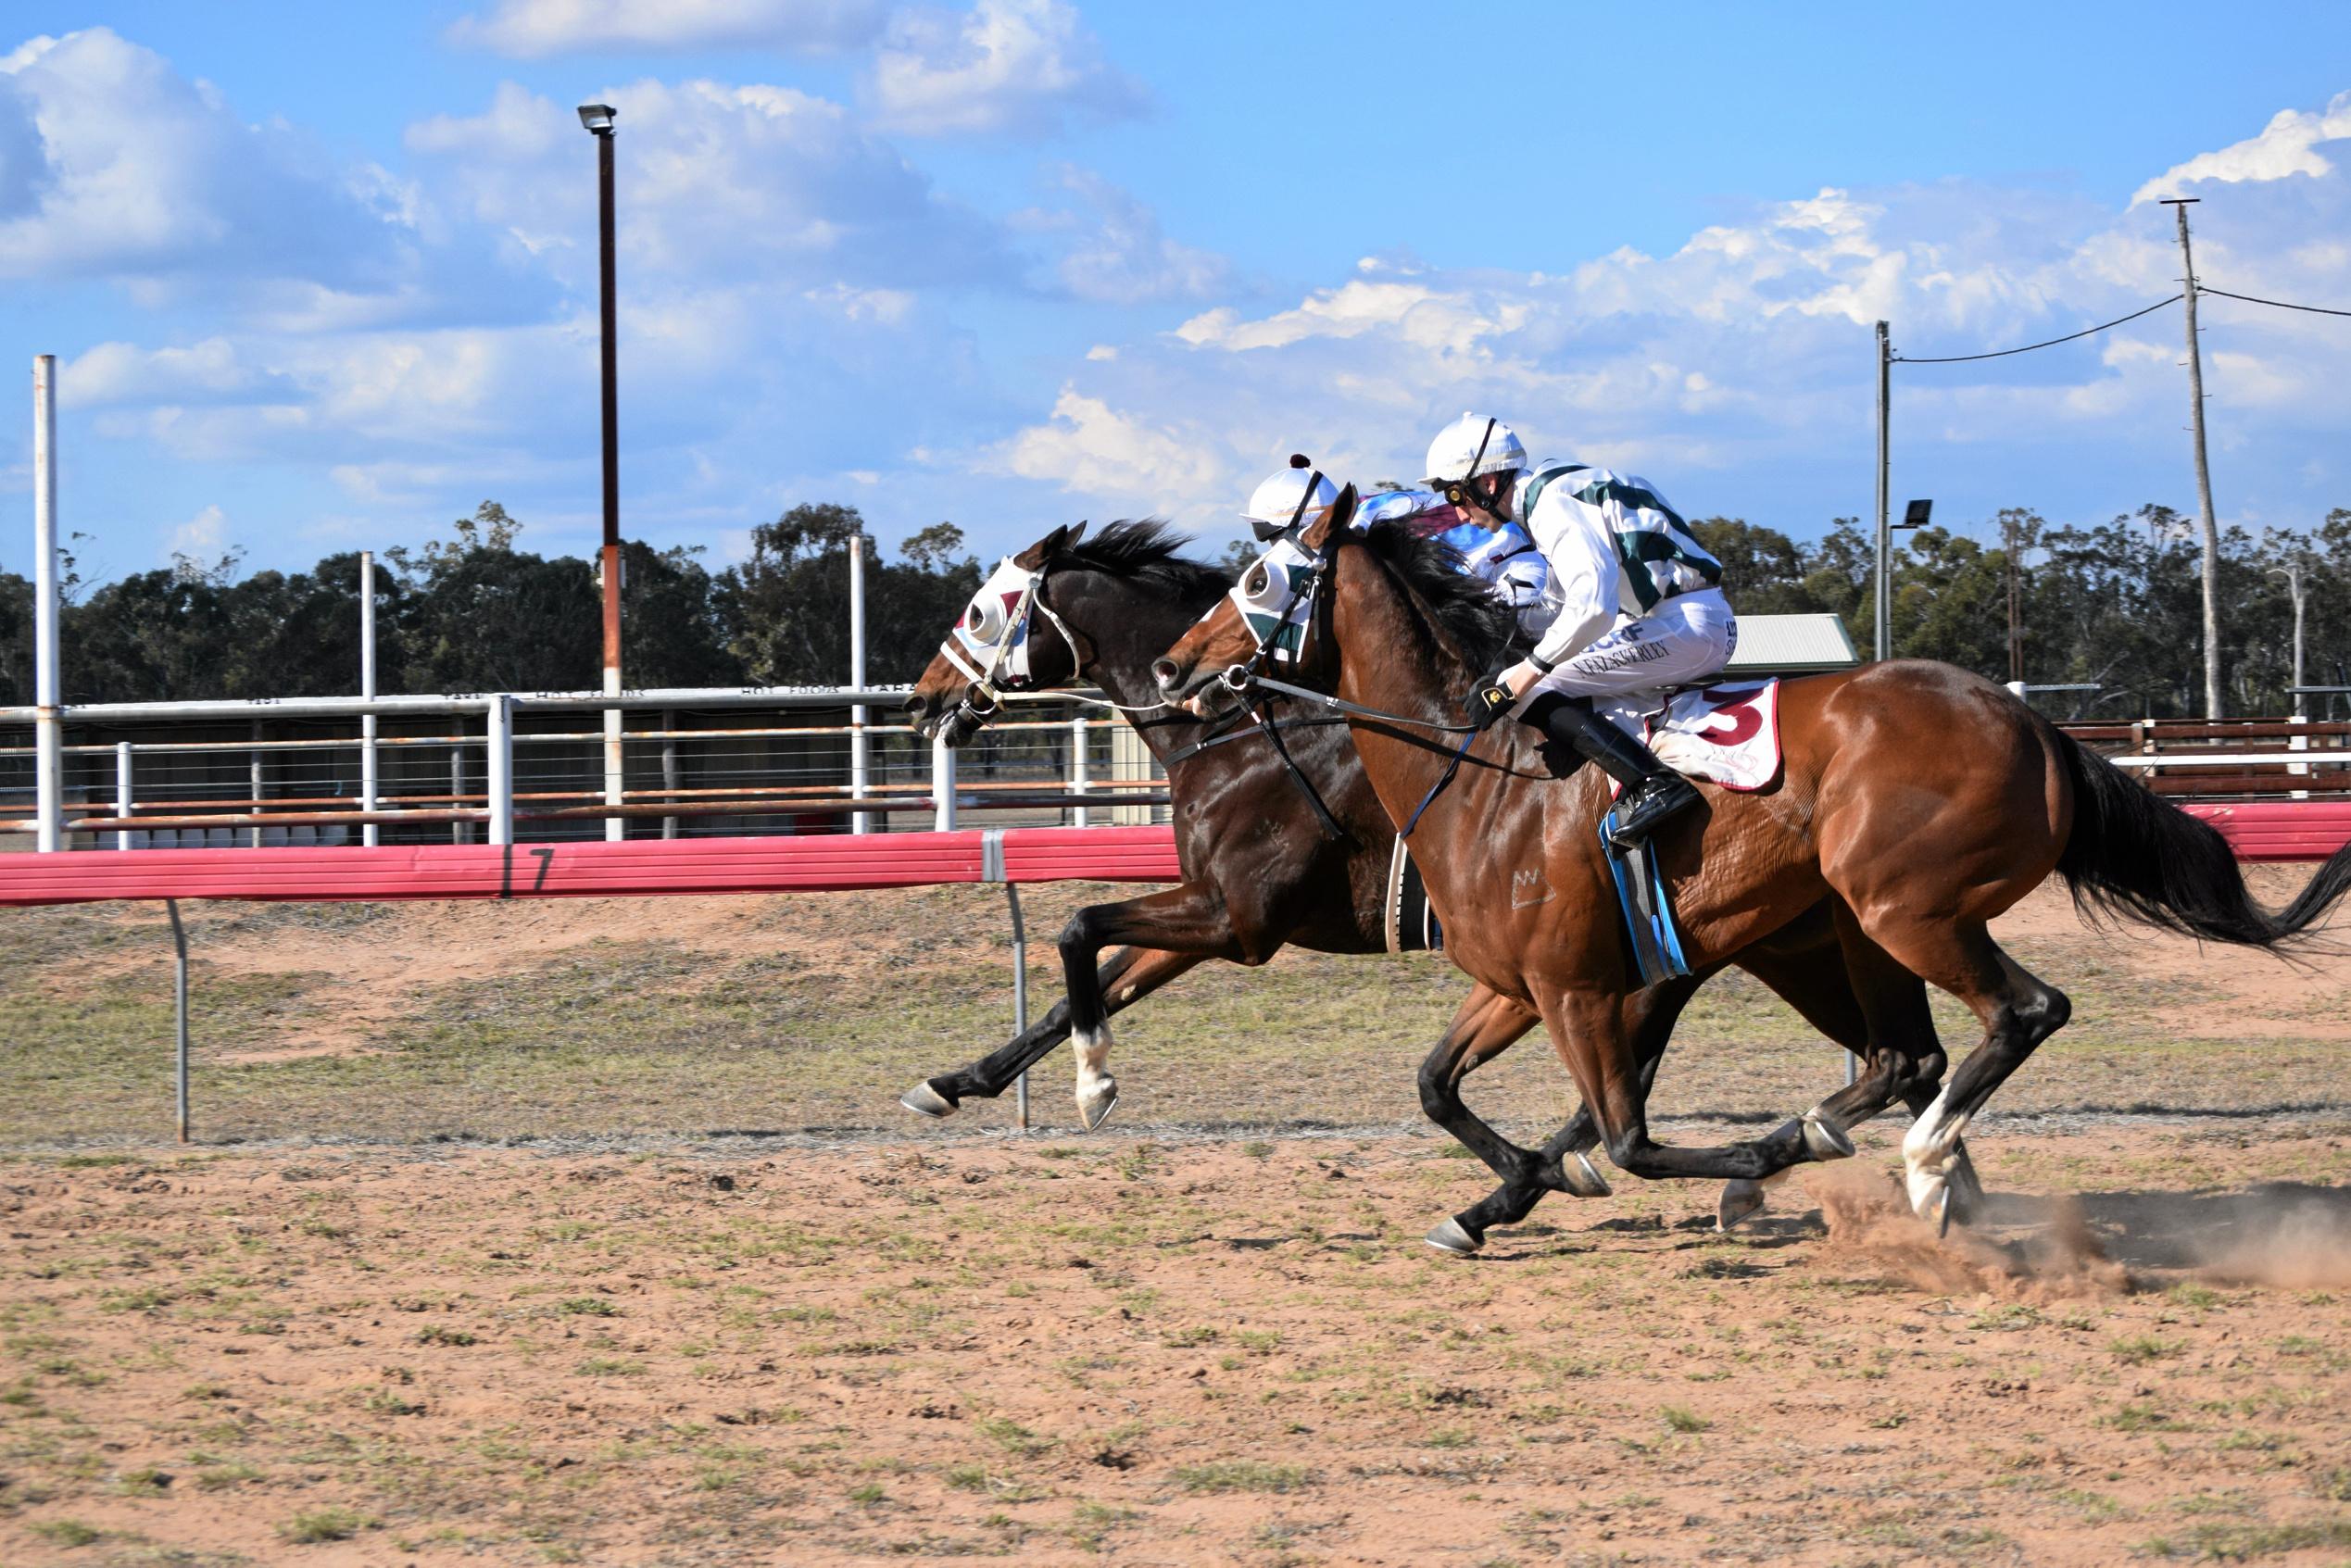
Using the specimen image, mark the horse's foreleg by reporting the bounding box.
[1432,975,1702,1253]
[1420,988,1564,1254]
[1058,881,1252,1131]
[901,946,1204,1118]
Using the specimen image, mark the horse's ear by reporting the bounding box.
[1314,483,1359,544]
[1066,521,1089,546]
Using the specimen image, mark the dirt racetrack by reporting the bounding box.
[4,869,2351,1562]
[5,1121,2350,1566]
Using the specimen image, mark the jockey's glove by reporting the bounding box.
[1465,679,1516,731]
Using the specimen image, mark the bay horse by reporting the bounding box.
[902,521,1967,1246]
[1152,489,2351,1224]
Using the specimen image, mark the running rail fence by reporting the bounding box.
[0,685,1166,850]
[4,688,2347,853]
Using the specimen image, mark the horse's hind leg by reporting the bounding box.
[1877,924,2068,1230]
[1058,881,1261,1131]
[901,946,1203,1117]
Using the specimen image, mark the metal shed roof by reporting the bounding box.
[1724,613,1859,674]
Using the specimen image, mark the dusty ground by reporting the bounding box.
[2,1125,2349,1566]
[3,866,2349,1562]
[4,869,2349,1149]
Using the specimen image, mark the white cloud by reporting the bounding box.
[2134,91,2351,206]
[866,0,1144,138]
[168,503,227,563]
[0,29,418,293]
[407,79,1013,290]
[986,386,1227,508]
[447,0,888,56]
[1045,167,1226,304]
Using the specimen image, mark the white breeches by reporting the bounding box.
[1523,588,1737,733]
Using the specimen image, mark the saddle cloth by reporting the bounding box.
[1620,679,1783,793]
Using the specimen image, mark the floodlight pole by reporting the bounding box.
[31,355,61,852]
[585,105,625,841]
[2161,197,2223,721]
[1873,321,1892,664]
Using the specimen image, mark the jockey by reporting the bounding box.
[1243,457,1552,640]
[1427,412,1736,851]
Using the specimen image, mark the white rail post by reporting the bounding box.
[849,532,870,834]
[115,741,132,851]
[486,696,515,847]
[450,744,469,846]
[1070,714,1090,829]
[660,707,679,839]
[359,551,379,847]
[932,727,957,833]
[32,355,62,853]
[249,720,265,849]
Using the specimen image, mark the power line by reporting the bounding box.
[1892,294,2182,364]
[2197,284,2351,319]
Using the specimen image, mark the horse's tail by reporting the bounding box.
[2052,725,2351,949]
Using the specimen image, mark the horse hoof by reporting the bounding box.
[1905,1165,1949,1229]
[1931,1185,1954,1238]
[1716,1179,1766,1232]
[1946,1147,1987,1223]
[1424,1218,1482,1255]
[900,1081,957,1119]
[1076,1082,1119,1133]
[1801,1110,1855,1161]
[1560,1150,1612,1198]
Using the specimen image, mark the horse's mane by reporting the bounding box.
[1353,519,1515,670]
[1050,520,1235,601]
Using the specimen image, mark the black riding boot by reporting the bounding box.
[1521,694,1700,851]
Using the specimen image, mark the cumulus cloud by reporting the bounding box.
[447,0,889,56]
[0,29,417,294]
[168,503,228,563]
[990,140,2351,542]
[867,0,1145,138]
[986,386,1228,507]
[408,79,1013,290]
[2133,91,2351,205]
[1039,168,1227,304]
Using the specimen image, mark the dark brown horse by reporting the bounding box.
[1153,490,2351,1224]
[902,521,1961,1247]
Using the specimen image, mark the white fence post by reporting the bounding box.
[849,533,870,834]
[32,355,62,853]
[486,696,515,847]
[115,741,132,851]
[931,728,957,833]
[359,551,379,847]
[1070,715,1089,829]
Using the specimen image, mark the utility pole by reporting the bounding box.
[580,103,624,841]
[1873,320,1892,663]
[2003,512,2024,684]
[2160,197,2223,720]
[2269,556,2309,718]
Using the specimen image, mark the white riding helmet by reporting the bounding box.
[1242,456,1339,537]
[1424,413,1527,486]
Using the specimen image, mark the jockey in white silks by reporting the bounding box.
[1242,458,1553,640]
[1426,413,1737,852]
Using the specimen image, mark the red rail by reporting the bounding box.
[0,825,1186,907]
[0,804,2340,909]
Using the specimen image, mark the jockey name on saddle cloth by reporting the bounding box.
[1615,680,1783,793]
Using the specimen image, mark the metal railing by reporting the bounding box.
[0,685,1170,850]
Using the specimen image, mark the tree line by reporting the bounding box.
[0,498,2341,718]
[0,502,982,705]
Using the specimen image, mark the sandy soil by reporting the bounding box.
[4,1122,2348,1567]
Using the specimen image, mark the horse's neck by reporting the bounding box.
[1070,579,1218,758]
[1329,554,1528,885]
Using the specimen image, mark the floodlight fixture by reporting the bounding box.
[577,103,615,134]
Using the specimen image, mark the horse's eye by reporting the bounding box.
[1244,563,1269,597]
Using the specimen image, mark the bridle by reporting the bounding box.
[1198,515,1482,840]
[935,554,1167,742]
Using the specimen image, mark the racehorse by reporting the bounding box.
[1152,488,2351,1225]
[902,521,1968,1247]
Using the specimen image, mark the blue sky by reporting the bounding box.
[6,2,2351,588]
